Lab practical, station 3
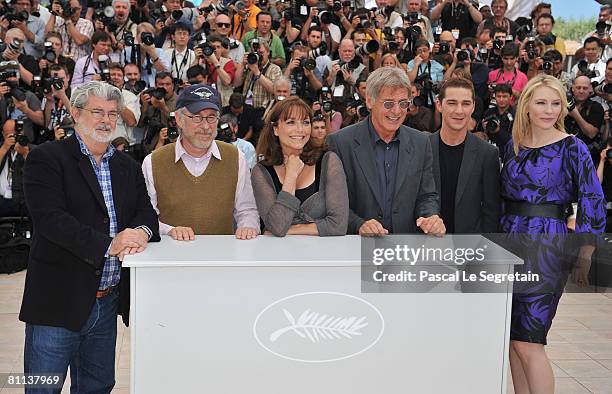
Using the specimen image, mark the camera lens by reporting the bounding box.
[247,52,259,65]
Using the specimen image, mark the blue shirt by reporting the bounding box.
[75,133,119,290]
[369,118,400,233]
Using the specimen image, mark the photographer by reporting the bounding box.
[300,7,341,56]
[0,28,39,86]
[476,0,518,39]
[110,0,137,53]
[596,143,612,232]
[444,37,490,99]
[545,49,572,90]
[477,83,514,154]
[164,22,196,85]
[45,0,93,61]
[41,64,72,139]
[199,34,235,107]
[221,92,262,143]
[120,22,170,87]
[430,0,482,41]
[140,71,177,153]
[241,11,286,67]
[214,13,245,75]
[582,4,612,60]
[518,36,546,80]
[480,26,507,70]
[305,26,332,76]
[535,13,566,56]
[487,42,528,101]
[262,76,289,118]
[323,39,367,106]
[407,39,444,107]
[431,30,456,68]
[38,31,76,78]
[404,83,433,132]
[232,0,261,40]
[571,37,606,84]
[0,0,45,58]
[124,62,142,87]
[108,62,140,144]
[310,112,328,147]
[71,30,115,89]
[406,0,434,43]
[566,75,605,166]
[372,0,402,29]
[217,112,256,169]
[283,44,323,103]
[0,120,29,216]
[0,70,44,144]
[235,40,281,112]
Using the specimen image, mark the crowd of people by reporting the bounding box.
[1,0,612,393]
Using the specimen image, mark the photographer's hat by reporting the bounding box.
[176,84,220,113]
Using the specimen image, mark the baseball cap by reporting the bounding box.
[175,84,220,113]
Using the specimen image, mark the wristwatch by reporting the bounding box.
[215,64,221,69]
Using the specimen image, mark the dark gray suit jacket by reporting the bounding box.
[429,131,501,233]
[327,119,439,234]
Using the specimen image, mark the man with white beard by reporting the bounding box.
[20,80,159,393]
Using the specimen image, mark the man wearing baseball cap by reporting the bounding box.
[141,84,260,240]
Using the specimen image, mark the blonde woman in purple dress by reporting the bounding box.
[501,74,605,394]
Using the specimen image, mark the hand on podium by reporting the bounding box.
[110,228,149,260]
[169,226,196,241]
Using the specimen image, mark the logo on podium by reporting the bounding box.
[253,292,385,363]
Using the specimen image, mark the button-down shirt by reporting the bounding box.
[75,132,119,290]
[369,119,399,232]
[71,52,121,90]
[120,46,171,88]
[242,61,282,109]
[24,14,46,58]
[164,47,196,83]
[113,89,141,144]
[54,17,94,61]
[141,139,260,234]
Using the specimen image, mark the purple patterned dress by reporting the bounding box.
[500,136,605,344]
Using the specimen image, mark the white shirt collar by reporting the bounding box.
[174,138,221,163]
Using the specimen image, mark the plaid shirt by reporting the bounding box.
[75,133,119,290]
[242,61,282,110]
[55,17,94,61]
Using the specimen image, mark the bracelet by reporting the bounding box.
[151,57,159,63]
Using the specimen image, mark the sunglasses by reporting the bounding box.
[216,22,231,28]
[382,99,411,110]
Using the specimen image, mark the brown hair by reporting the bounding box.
[256,97,323,166]
[437,77,475,102]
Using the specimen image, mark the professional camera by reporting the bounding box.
[92,0,115,25]
[330,1,342,12]
[234,0,247,11]
[320,10,333,25]
[196,39,215,58]
[388,40,399,52]
[143,87,167,100]
[415,73,438,95]
[525,37,537,60]
[492,38,504,51]
[129,80,147,95]
[229,39,240,50]
[607,148,612,159]
[456,49,470,62]
[166,112,179,141]
[515,23,533,42]
[140,32,155,46]
[482,113,500,135]
[338,57,361,71]
[247,51,260,65]
[124,32,135,47]
[595,20,610,38]
[355,40,379,57]
[59,116,75,139]
[4,10,29,24]
[577,60,599,79]
[43,41,56,62]
[308,42,327,58]
[438,41,450,55]
[50,76,64,90]
[14,119,28,146]
[566,89,576,111]
[538,33,555,46]
[405,12,419,25]
[299,57,316,71]
[216,122,233,143]
[541,56,553,72]
[97,54,110,81]
[171,9,183,21]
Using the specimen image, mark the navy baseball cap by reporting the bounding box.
[175,84,220,113]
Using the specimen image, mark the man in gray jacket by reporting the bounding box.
[327,67,445,236]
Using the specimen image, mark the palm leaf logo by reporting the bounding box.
[269,309,368,343]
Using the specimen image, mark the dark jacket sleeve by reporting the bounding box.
[326,132,366,234]
[23,145,111,270]
[128,159,161,242]
[414,137,440,219]
[482,145,501,233]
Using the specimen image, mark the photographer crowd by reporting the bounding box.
[2,0,612,393]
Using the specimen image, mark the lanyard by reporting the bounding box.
[82,55,100,82]
[493,68,516,87]
[171,49,191,80]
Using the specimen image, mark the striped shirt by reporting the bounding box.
[75,133,119,290]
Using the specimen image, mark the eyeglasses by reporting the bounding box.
[382,99,411,110]
[78,107,120,121]
[216,22,231,28]
[184,114,219,124]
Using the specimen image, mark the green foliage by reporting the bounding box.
[554,16,598,42]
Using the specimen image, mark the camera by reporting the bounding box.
[415,73,438,94]
[388,40,399,52]
[60,116,75,139]
[322,100,333,112]
[596,21,610,37]
[229,39,239,50]
[492,38,504,51]
[515,23,533,42]
[577,60,598,79]
[171,9,183,20]
[14,119,28,146]
[216,122,233,143]
[566,89,576,111]
[140,32,155,46]
[320,10,333,25]
[143,87,167,100]
[197,40,215,57]
[355,40,379,57]
[526,37,537,60]
[234,0,246,11]
[357,104,369,118]
[607,149,612,159]
[308,42,327,58]
[438,41,450,55]
[331,1,342,12]
[300,57,316,71]
[43,41,56,62]
[124,32,135,47]
[406,12,419,25]
[97,54,110,81]
[247,52,260,65]
[4,10,29,24]
[456,49,470,62]
[130,80,147,95]
[483,114,500,134]
[541,57,553,72]
[93,0,115,25]
[166,112,179,141]
[50,76,64,90]
[338,57,361,71]
[358,15,371,29]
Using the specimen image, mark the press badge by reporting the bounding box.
[333,85,344,97]
[300,6,308,15]
[452,29,460,39]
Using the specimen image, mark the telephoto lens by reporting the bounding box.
[140,32,155,46]
[355,40,380,57]
[247,52,259,65]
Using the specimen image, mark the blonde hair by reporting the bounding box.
[512,74,568,154]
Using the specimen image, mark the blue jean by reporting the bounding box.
[24,289,119,394]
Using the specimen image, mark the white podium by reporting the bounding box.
[124,235,522,394]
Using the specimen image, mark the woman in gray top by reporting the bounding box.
[252,97,349,236]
